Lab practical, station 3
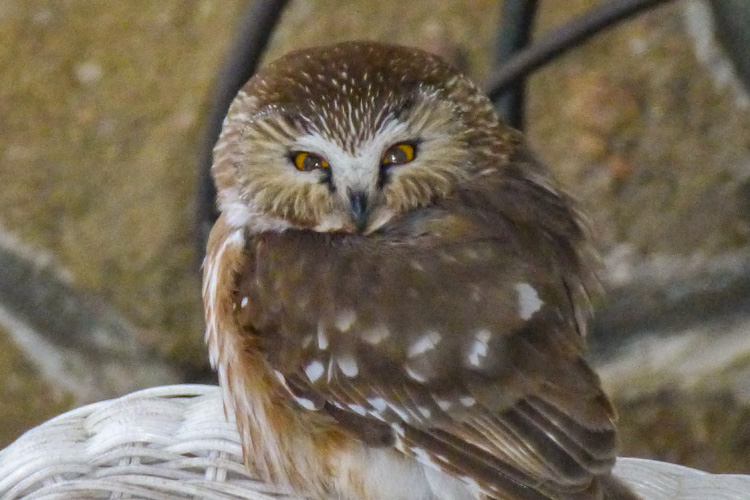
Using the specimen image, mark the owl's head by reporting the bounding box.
[212,41,513,234]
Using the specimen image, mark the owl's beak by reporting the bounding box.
[348,190,369,232]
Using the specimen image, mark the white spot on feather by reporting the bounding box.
[294,396,319,411]
[405,365,430,382]
[515,282,543,320]
[467,328,491,367]
[409,261,425,272]
[240,297,248,308]
[317,323,329,350]
[418,406,432,418]
[273,370,286,386]
[362,324,390,345]
[445,76,459,87]
[407,331,441,358]
[394,438,407,453]
[440,251,458,263]
[464,249,480,260]
[348,404,367,416]
[369,411,387,422]
[434,397,452,411]
[388,404,411,422]
[337,353,359,377]
[304,360,325,383]
[335,309,357,331]
[368,397,388,411]
[459,395,476,407]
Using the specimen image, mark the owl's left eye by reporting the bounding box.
[293,152,329,171]
[382,143,416,167]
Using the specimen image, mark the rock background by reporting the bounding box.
[1,0,749,475]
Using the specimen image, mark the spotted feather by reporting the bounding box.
[205,40,638,500]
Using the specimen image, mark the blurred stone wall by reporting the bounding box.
[1,0,749,473]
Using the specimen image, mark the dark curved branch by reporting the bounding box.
[0,231,180,402]
[196,0,290,264]
[492,0,539,129]
[483,0,676,100]
[589,251,750,362]
[708,0,750,90]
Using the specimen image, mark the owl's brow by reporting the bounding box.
[253,103,326,134]
[250,104,296,124]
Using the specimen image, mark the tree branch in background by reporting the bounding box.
[492,0,539,130]
[483,0,676,100]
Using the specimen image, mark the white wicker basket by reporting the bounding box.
[1,385,748,499]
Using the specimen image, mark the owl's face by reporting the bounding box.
[213,42,509,234]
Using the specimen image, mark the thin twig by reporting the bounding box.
[483,0,676,99]
[492,0,539,129]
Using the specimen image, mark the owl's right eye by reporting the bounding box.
[293,152,329,172]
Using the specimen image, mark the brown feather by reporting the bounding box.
[230,191,618,498]
[205,40,638,500]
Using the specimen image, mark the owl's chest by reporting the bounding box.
[325,445,478,500]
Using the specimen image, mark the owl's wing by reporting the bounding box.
[234,207,616,500]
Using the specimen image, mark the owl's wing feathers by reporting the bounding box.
[234,175,616,500]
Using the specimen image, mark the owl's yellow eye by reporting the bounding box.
[382,143,416,166]
[293,152,329,171]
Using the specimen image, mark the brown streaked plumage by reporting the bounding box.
[203,41,639,500]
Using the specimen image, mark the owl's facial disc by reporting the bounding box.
[290,127,418,234]
[220,75,479,235]
[213,42,509,236]
[225,97,472,235]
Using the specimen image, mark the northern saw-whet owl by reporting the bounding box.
[203,41,638,500]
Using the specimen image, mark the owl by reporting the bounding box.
[203,41,638,500]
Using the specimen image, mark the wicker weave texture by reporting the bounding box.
[0,385,293,500]
[1,385,748,499]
